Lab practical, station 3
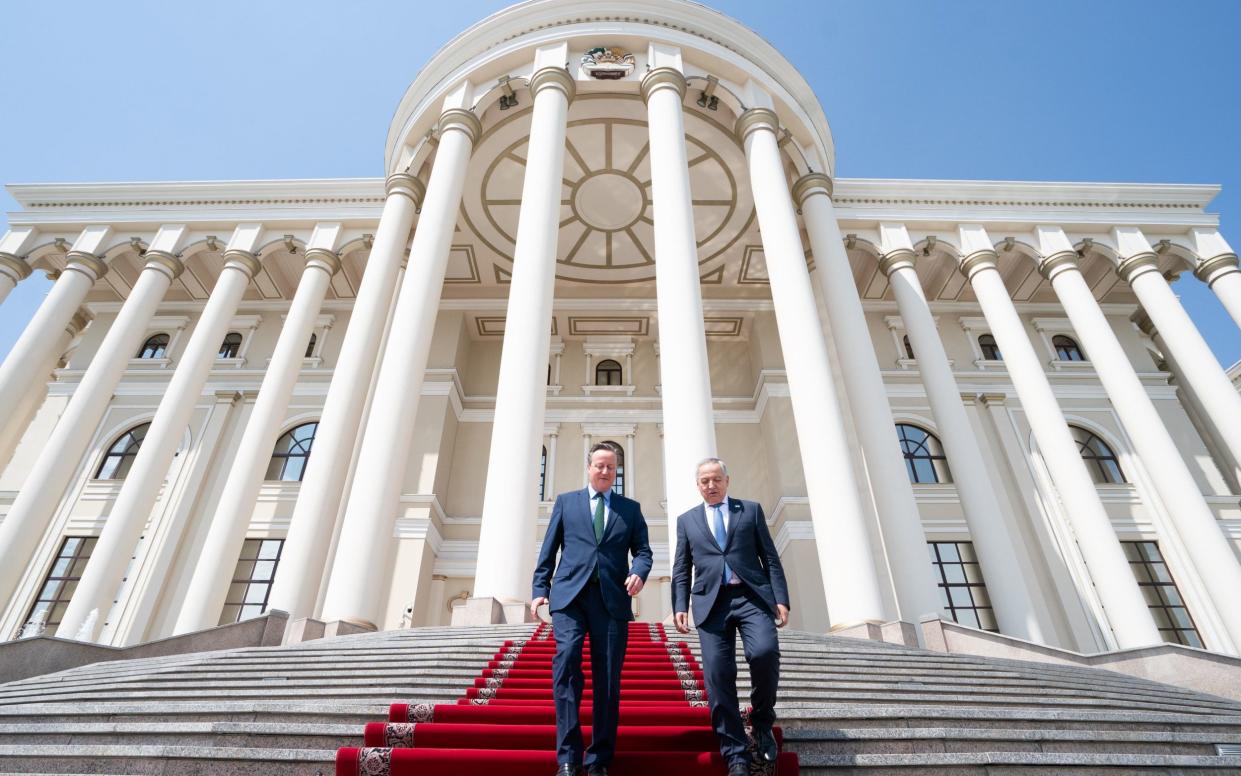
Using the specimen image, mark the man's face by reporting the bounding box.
[588,450,618,494]
[696,463,729,505]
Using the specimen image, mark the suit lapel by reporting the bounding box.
[723,498,743,550]
[602,498,624,543]
[581,488,596,541]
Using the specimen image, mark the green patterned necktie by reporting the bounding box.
[593,493,605,583]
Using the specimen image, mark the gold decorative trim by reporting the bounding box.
[528,66,576,103]
[0,253,33,281]
[640,67,687,104]
[704,316,744,337]
[791,172,833,206]
[385,172,426,206]
[958,249,999,281]
[1036,250,1079,282]
[1192,252,1239,286]
[475,316,557,336]
[876,249,916,278]
[738,245,769,285]
[142,250,185,280]
[444,245,481,284]
[304,248,343,277]
[699,266,725,285]
[63,251,108,280]
[222,249,262,278]
[439,108,483,146]
[567,316,649,336]
[1114,252,1160,283]
[735,108,779,143]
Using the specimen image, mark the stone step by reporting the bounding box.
[0,744,335,775]
[791,751,1241,774]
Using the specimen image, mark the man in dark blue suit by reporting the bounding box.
[672,457,790,776]
[532,442,652,776]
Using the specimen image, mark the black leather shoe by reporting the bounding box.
[727,761,750,776]
[555,765,580,776]
[585,766,609,776]
[754,726,778,762]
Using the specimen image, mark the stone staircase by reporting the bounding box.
[0,623,1239,774]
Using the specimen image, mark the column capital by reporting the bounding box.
[0,253,32,282]
[63,251,108,281]
[1192,252,1240,286]
[529,66,576,102]
[791,172,834,207]
[142,249,185,280]
[222,249,262,278]
[1037,250,1080,281]
[877,249,916,278]
[304,247,343,276]
[1130,309,1157,338]
[640,67,686,103]
[957,249,999,280]
[979,392,1008,408]
[734,107,779,143]
[438,107,483,146]
[1115,251,1160,283]
[66,310,93,337]
[385,172,426,206]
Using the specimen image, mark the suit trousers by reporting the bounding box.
[697,585,781,765]
[551,581,629,767]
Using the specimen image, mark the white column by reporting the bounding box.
[1188,230,1241,330]
[1037,237,1241,649]
[57,240,262,641]
[473,63,575,606]
[643,64,717,556]
[1113,227,1241,474]
[318,107,482,628]
[794,176,943,622]
[0,234,109,460]
[265,174,423,623]
[174,246,342,634]
[878,243,1045,640]
[544,428,558,499]
[0,250,184,610]
[428,575,448,627]
[738,107,886,626]
[956,225,1160,648]
[0,228,36,307]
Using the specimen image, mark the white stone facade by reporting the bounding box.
[1,0,1239,655]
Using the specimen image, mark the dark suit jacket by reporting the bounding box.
[671,497,790,624]
[532,488,653,621]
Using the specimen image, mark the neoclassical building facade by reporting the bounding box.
[1,0,1239,657]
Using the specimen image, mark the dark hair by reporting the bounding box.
[587,441,620,465]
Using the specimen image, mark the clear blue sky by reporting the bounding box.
[1,0,1238,367]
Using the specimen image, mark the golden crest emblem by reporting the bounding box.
[582,47,636,80]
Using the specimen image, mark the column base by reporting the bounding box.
[450,597,536,626]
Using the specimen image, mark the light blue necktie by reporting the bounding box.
[712,504,733,583]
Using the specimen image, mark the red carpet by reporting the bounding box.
[337,620,798,775]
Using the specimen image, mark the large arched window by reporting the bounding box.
[600,440,625,496]
[896,423,952,484]
[595,359,622,386]
[266,422,318,481]
[218,332,242,359]
[136,333,169,359]
[96,423,151,480]
[1053,334,1086,362]
[978,334,1002,361]
[1071,425,1126,484]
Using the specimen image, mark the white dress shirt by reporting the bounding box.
[704,499,741,585]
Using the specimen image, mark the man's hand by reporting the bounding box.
[775,604,789,629]
[674,611,690,634]
[530,596,549,617]
[624,574,644,596]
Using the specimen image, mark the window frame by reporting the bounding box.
[928,540,997,632]
[95,422,151,480]
[1070,425,1126,484]
[136,333,170,360]
[896,423,952,484]
[18,536,97,638]
[266,422,319,482]
[218,538,285,625]
[595,358,623,387]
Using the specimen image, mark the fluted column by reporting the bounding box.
[317,108,482,628]
[0,253,31,306]
[1113,229,1241,474]
[174,247,342,634]
[265,173,424,623]
[0,247,107,463]
[879,246,1045,640]
[1038,242,1241,650]
[795,176,943,622]
[472,66,575,607]
[642,66,717,560]
[737,107,886,626]
[0,251,184,610]
[955,225,1159,648]
[57,248,262,641]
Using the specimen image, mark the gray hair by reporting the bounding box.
[695,457,729,477]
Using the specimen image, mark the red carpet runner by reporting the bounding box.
[337,621,798,774]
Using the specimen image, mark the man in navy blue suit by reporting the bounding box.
[532,442,652,776]
[672,457,790,776]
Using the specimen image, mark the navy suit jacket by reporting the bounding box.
[532,488,653,621]
[671,497,790,624]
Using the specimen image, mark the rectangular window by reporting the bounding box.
[928,541,997,632]
[20,536,96,638]
[219,538,285,625]
[1122,541,1203,648]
